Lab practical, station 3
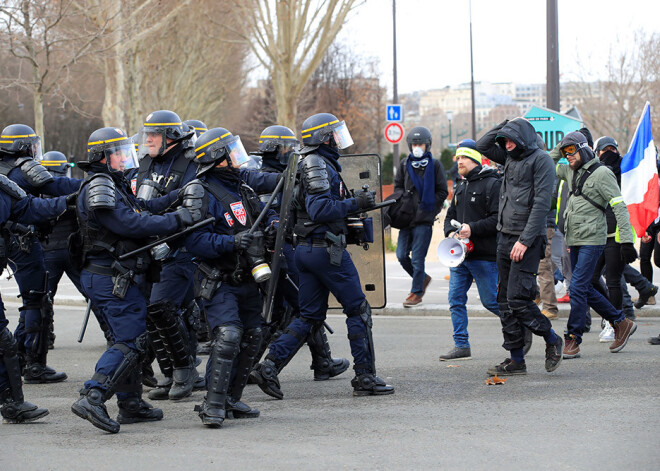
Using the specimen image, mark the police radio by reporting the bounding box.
[437,219,473,267]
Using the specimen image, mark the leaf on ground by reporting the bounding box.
[485,375,507,385]
[446,365,461,368]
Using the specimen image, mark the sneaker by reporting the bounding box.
[422,275,432,296]
[610,318,637,353]
[557,294,570,303]
[486,358,526,376]
[648,335,660,345]
[545,337,563,372]
[634,285,658,309]
[554,280,566,297]
[563,335,580,359]
[599,323,614,342]
[541,309,558,320]
[403,293,422,308]
[439,346,471,361]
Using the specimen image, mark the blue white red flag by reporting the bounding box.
[621,102,659,236]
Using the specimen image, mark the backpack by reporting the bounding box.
[383,187,416,229]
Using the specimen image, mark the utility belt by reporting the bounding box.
[296,231,347,267]
[194,260,252,300]
[84,260,136,300]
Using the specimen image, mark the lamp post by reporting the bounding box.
[446,110,454,146]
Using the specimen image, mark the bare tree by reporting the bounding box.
[230,0,361,130]
[0,0,112,147]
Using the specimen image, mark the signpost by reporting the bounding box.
[386,104,403,122]
[384,122,404,144]
[525,105,583,150]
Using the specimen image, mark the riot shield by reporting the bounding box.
[330,153,386,309]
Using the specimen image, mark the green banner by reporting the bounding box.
[524,106,583,150]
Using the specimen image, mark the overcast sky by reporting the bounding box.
[338,0,660,95]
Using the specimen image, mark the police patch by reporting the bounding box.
[224,212,234,227]
[230,201,247,225]
[131,177,137,195]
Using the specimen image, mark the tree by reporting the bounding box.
[230,0,361,130]
[0,0,112,147]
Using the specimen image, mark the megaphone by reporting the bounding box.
[437,237,471,267]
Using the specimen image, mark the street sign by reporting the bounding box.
[525,105,583,150]
[386,104,403,122]
[384,122,404,144]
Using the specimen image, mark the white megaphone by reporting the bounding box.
[437,220,474,267]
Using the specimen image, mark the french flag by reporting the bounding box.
[621,102,659,237]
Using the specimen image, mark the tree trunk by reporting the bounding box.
[101,1,127,129]
[33,90,45,149]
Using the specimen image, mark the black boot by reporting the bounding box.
[226,328,262,419]
[308,326,349,381]
[252,358,284,400]
[71,388,120,433]
[23,361,67,384]
[351,373,395,396]
[195,326,241,427]
[117,397,163,424]
[226,397,260,419]
[148,376,172,400]
[1,389,49,424]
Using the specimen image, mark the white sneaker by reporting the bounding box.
[555,281,566,298]
[599,323,615,342]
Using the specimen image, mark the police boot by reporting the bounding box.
[252,358,284,400]
[351,373,395,397]
[148,376,172,400]
[22,307,67,383]
[308,326,349,381]
[117,397,163,424]
[71,388,120,434]
[169,366,197,400]
[226,328,261,419]
[23,359,67,384]
[195,326,242,428]
[0,328,49,424]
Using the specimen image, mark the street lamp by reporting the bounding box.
[446,110,454,146]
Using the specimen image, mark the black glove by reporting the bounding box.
[355,190,376,210]
[620,243,638,264]
[264,223,278,250]
[65,193,77,206]
[174,207,194,228]
[234,231,254,251]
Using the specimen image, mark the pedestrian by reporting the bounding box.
[439,141,501,361]
[477,118,563,376]
[394,126,448,307]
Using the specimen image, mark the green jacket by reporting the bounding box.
[555,157,634,246]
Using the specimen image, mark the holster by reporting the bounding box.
[111,261,134,299]
[325,231,346,267]
[196,262,222,301]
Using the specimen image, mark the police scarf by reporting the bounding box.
[406,151,435,213]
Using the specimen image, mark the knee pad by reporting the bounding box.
[212,326,243,360]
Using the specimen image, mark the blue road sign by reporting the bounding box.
[386,104,403,122]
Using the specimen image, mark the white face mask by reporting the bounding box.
[412,146,425,158]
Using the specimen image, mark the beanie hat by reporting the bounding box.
[456,138,478,151]
[578,127,594,149]
[455,144,482,165]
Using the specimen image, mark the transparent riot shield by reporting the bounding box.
[329,153,386,309]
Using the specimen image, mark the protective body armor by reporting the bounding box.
[0,157,53,188]
[135,145,195,199]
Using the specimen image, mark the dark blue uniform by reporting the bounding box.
[76,171,181,401]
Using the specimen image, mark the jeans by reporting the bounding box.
[397,225,433,295]
[568,245,624,342]
[449,259,500,348]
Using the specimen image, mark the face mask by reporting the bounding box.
[412,147,425,158]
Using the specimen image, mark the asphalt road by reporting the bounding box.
[1,299,658,470]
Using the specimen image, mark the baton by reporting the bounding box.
[248,176,285,234]
[118,217,216,261]
[77,299,93,343]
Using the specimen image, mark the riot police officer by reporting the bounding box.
[0,174,70,423]
[0,124,80,384]
[71,127,202,433]
[252,113,394,398]
[250,125,349,381]
[185,127,277,428]
[133,110,203,401]
[183,119,208,139]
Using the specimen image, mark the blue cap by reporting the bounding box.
[457,138,477,151]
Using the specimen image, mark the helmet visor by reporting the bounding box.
[105,144,138,172]
[332,121,354,149]
[227,136,250,168]
[241,154,262,170]
[138,129,167,158]
[278,142,298,165]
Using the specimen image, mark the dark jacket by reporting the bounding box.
[476,118,555,246]
[599,150,622,237]
[394,156,448,226]
[444,166,501,261]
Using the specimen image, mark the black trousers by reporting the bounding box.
[497,233,552,351]
[640,225,660,282]
[591,238,625,310]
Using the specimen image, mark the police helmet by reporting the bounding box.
[193,127,249,176]
[300,113,353,150]
[594,136,619,154]
[406,126,432,152]
[257,125,300,165]
[0,124,42,159]
[40,151,72,176]
[184,119,208,138]
[87,127,137,173]
[138,110,191,158]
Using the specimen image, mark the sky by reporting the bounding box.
[337,0,660,95]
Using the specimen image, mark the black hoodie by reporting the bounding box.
[476,118,555,246]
